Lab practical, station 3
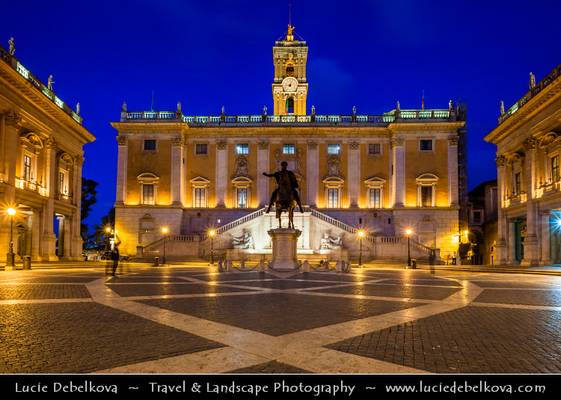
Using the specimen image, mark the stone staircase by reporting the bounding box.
[134,206,440,263]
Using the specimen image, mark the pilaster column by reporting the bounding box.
[170,136,184,205]
[540,212,551,265]
[41,138,57,260]
[215,140,228,207]
[495,155,508,264]
[348,141,360,208]
[522,138,539,266]
[0,113,5,182]
[507,220,516,264]
[3,111,21,201]
[115,136,128,205]
[447,135,459,206]
[391,136,405,207]
[306,141,318,207]
[257,140,269,207]
[71,154,84,259]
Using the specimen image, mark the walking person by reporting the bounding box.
[111,245,120,276]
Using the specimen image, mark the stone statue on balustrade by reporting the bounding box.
[8,37,15,55]
[232,229,254,249]
[320,233,342,249]
[47,75,54,91]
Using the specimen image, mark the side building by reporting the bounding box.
[467,180,498,265]
[112,25,467,263]
[0,43,95,263]
[485,64,561,266]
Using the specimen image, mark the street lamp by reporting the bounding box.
[208,229,216,266]
[161,226,169,264]
[357,229,366,268]
[405,228,413,267]
[6,208,16,269]
[105,226,113,250]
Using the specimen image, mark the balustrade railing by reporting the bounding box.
[216,208,266,235]
[499,64,561,124]
[122,109,455,125]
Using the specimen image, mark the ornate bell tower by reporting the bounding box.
[272,24,308,115]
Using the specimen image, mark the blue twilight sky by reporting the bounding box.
[2,0,561,227]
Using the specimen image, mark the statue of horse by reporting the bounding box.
[274,183,296,229]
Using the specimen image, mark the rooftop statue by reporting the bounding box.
[47,75,54,91]
[8,37,15,55]
[500,100,505,116]
[529,72,536,89]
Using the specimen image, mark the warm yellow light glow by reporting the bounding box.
[161,226,169,234]
[463,230,469,235]
[357,229,366,238]
[105,227,112,233]
[452,235,460,244]
[6,208,16,216]
[405,228,413,236]
[208,229,216,238]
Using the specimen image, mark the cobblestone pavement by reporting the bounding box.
[1,265,561,373]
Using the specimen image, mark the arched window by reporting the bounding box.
[137,173,159,205]
[190,176,210,208]
[286,97,295,114]
[323,177,344,208]
[232,176,252,208]
[364,177,386,208]
[416,173,438,207]
[285,62,295,76]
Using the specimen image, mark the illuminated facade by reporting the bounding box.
[485,64,561,266]
[113,25,467,262]
[0,44,95,261]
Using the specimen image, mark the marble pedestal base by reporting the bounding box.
[268,228,301,271]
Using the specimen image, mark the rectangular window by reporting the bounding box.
[327,188,339,208]
[514,172,521,195]
[23,154,32,181]
[195,143,208,155]
[142,184,155,205]
[473,211,482,224]
[368,143,381,155]
[419,139,433,151]
[236,144,249,155]
[552,156,560,181]
[327,144,341,155]
[144,139,156,151]
[237,188,248,208]
[421,186,433,207]
[283,144,295,154]
[194,187,207,207]
[369,188,381,208]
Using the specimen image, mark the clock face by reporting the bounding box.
[282,77,298,92]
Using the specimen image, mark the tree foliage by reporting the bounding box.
[81,178,99,241]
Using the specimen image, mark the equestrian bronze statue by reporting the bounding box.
[263,161,304,229]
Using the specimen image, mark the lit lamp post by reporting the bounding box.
[405,228,413,267]
[208,229,216,266]
[357,229,366,268]
[161,226,169,264]
[105,226,113,250]
[6,208,17,269]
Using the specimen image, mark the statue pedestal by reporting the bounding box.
[268,228,301,271]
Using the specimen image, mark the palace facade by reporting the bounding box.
[485,64,561,266]
[113,25,467,262]
[0,43,95,262]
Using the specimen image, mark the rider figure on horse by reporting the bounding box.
[263,161,304,214]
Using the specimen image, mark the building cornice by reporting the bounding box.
[485,68,561,144]
[0,47,95,145]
